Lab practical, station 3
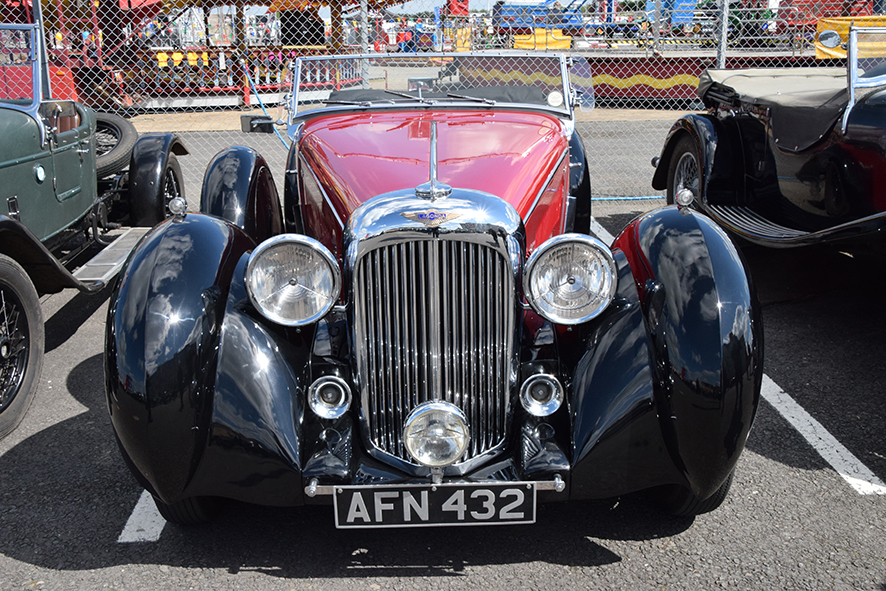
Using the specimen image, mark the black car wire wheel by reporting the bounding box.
[162,154,183,212]
[0,288,28,412]
[0,255,44,439]
[667,136,700,205]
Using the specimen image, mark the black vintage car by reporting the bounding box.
[652,26,886,247]
[0,2,186,438]
[106,53,762,529]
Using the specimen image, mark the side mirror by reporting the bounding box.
[818,29,841,49]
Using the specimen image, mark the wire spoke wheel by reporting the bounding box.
[666,135,701,205]
[674,150,699,196]
[0,255,43,439]
[0,287,28,413]
[95,112,138,178]
[95,123,120,157]
[162,161,182,211]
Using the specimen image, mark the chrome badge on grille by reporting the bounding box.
[402,210,462,228]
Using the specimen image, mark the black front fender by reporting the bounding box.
[180,257,311,506]
[612,206,763,500]
[105,213,254,504]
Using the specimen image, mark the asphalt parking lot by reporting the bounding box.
[0,123,884,590]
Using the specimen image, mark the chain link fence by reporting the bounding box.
[20,0,873,202]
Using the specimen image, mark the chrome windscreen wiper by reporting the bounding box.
[385,89,437,105]
[446,93,496,105]
[325,100,373,107]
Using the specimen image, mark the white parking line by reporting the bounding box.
[761,376,886,495]
[590,217,886,496]
[118,490,166,543]
[589,218,615,245]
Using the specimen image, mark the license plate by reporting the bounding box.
[333,482,536,528]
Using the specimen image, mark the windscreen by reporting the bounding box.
[854,27,886,83]
[0,25,36,104]
[290,53,569,117]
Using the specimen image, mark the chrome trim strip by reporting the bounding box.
[298,153,345,229]
[524,148,569,223]
[291,103,571,127]
[305,475,565,497]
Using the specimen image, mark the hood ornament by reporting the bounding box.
[415,121,452,201]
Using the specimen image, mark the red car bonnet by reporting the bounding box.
[298,109,569,223]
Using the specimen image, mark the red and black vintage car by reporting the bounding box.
[105,53,762,528]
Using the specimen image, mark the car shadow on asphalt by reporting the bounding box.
[44,290,111,353]
[741,242,886,480]
[0,352,694,575]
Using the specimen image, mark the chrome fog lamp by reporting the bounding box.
[168,196,188,219]
[246,234,341,326]
[524,234,616,325]
[308,376,352,419]
[520,374,564,417]
[403,401,470,468]
[675,188,695,208]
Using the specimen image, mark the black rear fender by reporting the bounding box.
[200,146,284,244]
[129,133,189,227]
[652,115,741,206]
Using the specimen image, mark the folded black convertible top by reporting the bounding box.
[698,68,848,153]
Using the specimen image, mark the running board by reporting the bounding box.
[706,205,807,240]
[705,205,886,247]
[72,227,151,284]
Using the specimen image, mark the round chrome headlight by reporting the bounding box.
[246,234,340,326]
[403,401,470,468]
[524,234,616,325]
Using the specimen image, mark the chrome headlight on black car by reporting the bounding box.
[246,234,341,326]
[523,234,616,325]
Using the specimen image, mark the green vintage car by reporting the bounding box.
[0,6,188,438]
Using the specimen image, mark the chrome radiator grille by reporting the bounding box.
[353,239,517,463]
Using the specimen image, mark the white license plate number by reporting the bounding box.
[333,482,536,528]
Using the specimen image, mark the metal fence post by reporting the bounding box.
[360,0,369,88]
[653,0,661,53]
[717,0,728,69]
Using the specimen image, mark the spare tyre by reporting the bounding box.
[95,112,138,179]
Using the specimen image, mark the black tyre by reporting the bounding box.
[657,470,735,517]
[0,255,44,439]
[666,135,700,205]
[95,112,138,179]
[152,494,223,525]
[130,153,184,227]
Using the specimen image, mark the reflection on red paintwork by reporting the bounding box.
[298,109,569,256]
